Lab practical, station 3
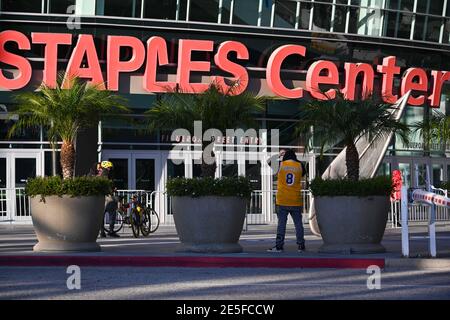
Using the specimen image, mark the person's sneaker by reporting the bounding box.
[267,246,283,253]
[108,232,120,238]
[298,244,306,252]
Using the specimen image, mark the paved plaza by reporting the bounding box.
[0,223,450,300]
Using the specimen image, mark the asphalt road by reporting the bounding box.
[1,266,449,300]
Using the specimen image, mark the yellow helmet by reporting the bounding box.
[101,161,113,169]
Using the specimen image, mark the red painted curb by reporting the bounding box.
[0,256,385,269]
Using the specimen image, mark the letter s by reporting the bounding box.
[0,30,32,90]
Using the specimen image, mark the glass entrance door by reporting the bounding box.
[12,155,40,220]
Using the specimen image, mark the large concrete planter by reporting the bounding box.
[315,196,390,254]
[171,196,247,253]
[31,195,105,252]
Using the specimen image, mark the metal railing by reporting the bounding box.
[0,188,31,222]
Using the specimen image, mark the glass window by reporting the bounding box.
[274,0,297,28]
[425,17,443,42]
[144,0,177,20]
[102,0,141,17]
[417,0,444,15]
[222,160,238,177]
[429,0,445,16]
[0,158,6,188]
[245,162,261,190]
[232,0,260,26]
[48,0,75,14]
[135,159,155,191]
[444,18,450,43]
[299,1,312,29]
[312,1,332,31]
[189,0,219,23]
[109,159,128,190]
[1,0,42,13]
[220,0,232,24]
[384,8,413,39]
[334,1,348,33]
[44,151,62,177]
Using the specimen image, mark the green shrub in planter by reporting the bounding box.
[166,176,252,199]
[310,176,393,197]
[26,176,113,199]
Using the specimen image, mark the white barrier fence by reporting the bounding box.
[401,187,450,258]
[1,188,449,227]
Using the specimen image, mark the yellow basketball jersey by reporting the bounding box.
[276,160,303,207]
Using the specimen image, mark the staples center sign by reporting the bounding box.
[1,30,449,107]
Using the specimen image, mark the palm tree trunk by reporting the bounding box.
[61,140,75,179]
[346,141,360,181]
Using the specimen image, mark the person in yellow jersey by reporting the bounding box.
[268,149,307,253]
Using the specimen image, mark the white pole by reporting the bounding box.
[401,186,409,257]
[429,203,437,257]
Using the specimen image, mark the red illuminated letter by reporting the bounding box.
[177,39,214,93]
[377,56,400,104]
[306,60,339,100]
[213,41,249,95]
[266,45,305,99]
[107,36,145,91]
[429,71,450,107]
[0,30,32,90]
[144,36,176,93]
[401,68,428,106]
[64,34,105,88]
[342,63,374,100]
[32,33,72,88]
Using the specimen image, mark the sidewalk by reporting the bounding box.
[1,223,450,269]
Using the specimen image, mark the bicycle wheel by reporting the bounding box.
[148,208,160,233]
[103,210,124,234]
[140,210,152,237]
[130,210,140,238]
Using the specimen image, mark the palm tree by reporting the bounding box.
[146,84,266,177]
[413,111,450,156]
[296,93,410,181]
[8,74,129,179]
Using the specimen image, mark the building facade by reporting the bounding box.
[1,0,449,224]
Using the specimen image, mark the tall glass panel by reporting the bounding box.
[102,0,141,17]
[432,164,444,187]
[274,0,297,28]
[312,0,333,31]
[109,159,128,190]
[144,0,178,20]
[298,1,313,29]
[334,1,349,33]
[48,0,75,14]
[0,158,6,188]
[135,159,155,191]
[384,0,413,39]
[221,0,232,24]
[189,0,219,23]
[232,0,260,26]
[222,160,238,177]
[1,0,42,13]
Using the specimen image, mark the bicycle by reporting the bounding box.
[102,192,160,238]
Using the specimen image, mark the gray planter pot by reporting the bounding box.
[31,195,105,252]
[171,196,247,253]
[315,196,390,254]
